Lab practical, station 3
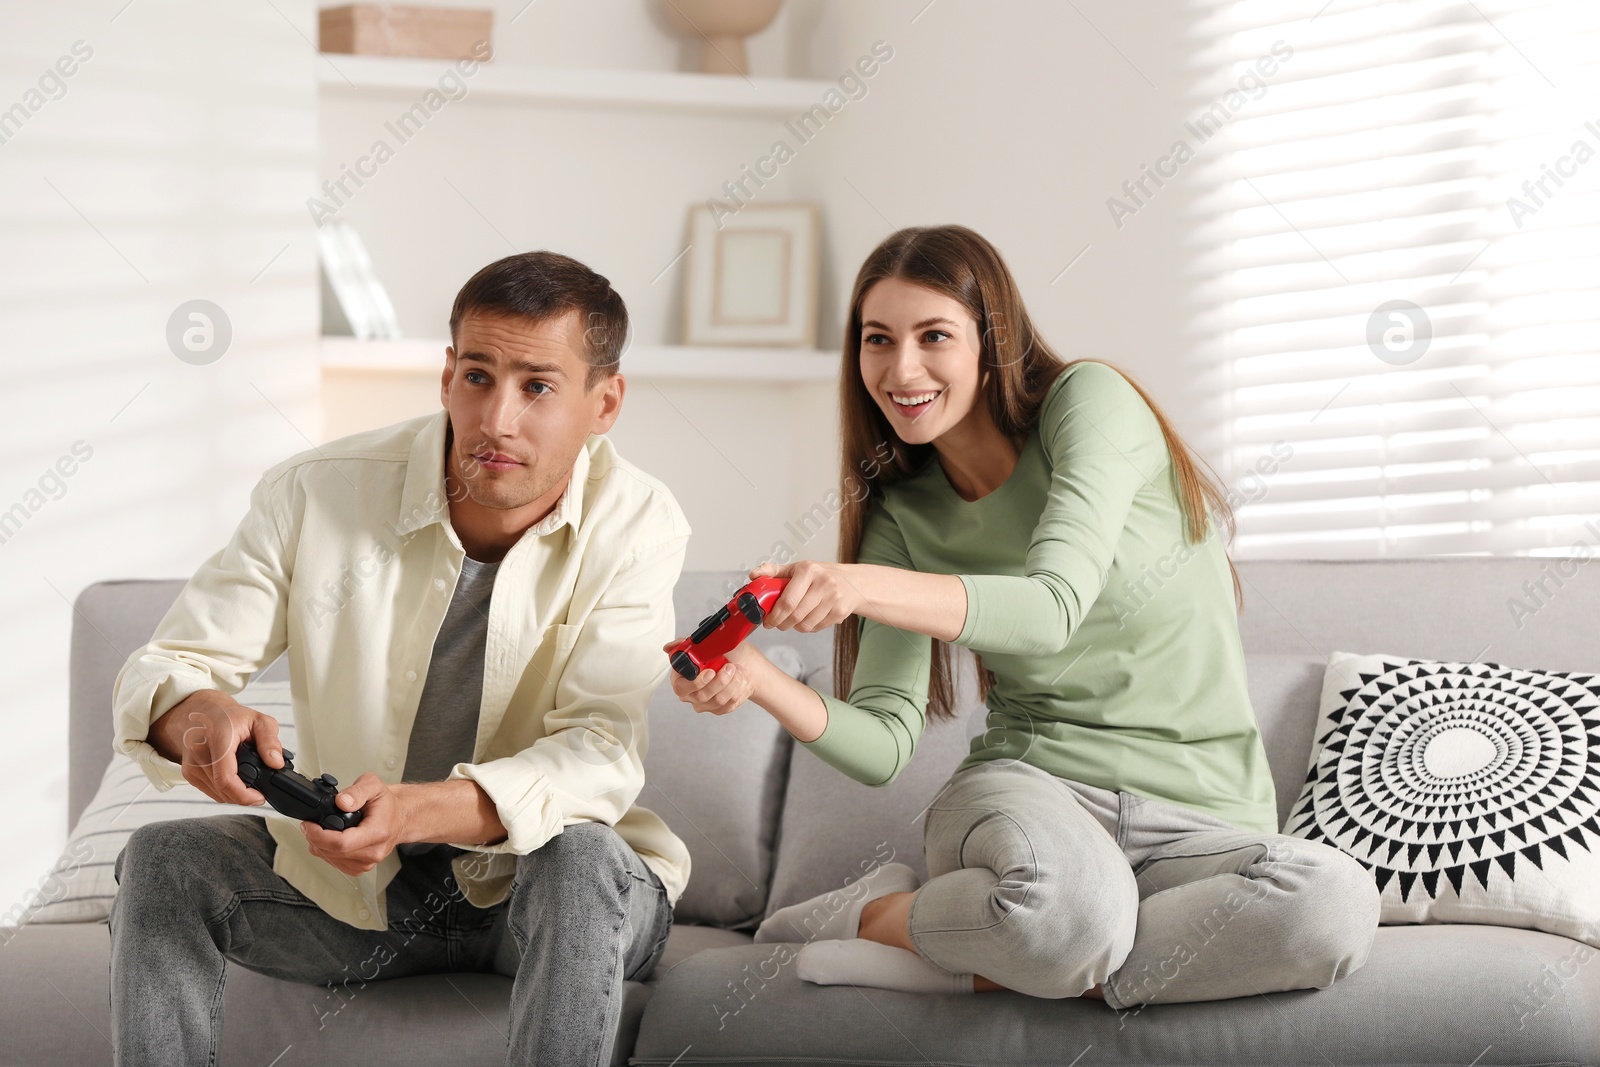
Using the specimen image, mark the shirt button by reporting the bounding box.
[358,908,371,921]
[434,578,446,590]
[385,756,398,769]
[404,670,417,682]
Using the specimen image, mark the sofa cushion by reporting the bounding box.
[652,923,754,978]
[0,919,745,1067]
[638,644,802,928]
[1231,558,1600,671]
[645,571,840,927]
[762,649,989,917]
[29,680,294,926]
[1242,653,1326,831]
[1286,649,1600,948]
[0,922,117,1065]
[68,579,291,829]
[631,924,1600,1065]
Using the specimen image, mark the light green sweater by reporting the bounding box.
[801,359,1280,834]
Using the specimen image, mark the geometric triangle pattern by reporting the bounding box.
[1284,650,1600,948]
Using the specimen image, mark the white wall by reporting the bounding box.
[0,0,319,917]
[785,0,1202,436]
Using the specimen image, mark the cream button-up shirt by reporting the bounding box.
[112,408,693,930]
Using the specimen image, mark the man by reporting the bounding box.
[108,251,691,1066]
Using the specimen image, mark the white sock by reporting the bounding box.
[753,862,920,944]
[797,939,975,994]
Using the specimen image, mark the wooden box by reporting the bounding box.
[318,4,494,60]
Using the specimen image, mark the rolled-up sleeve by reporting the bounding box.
[954,361,1170,657]
[449,531,688,855]
[799,500,931,788]
[111,472,293,791]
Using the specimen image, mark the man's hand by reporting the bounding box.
[662,640,766,716]
[300,778,506,872]
[751,560,865,632]
[149,690,286,807]
[299,773,409,876]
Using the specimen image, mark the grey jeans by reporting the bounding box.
[908,759,1381,1012]
[108,814,671,1066]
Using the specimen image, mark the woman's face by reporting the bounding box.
[858,277,985,447]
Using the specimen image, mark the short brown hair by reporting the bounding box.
[449,251,628,390]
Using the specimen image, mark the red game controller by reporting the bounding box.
[667,576,790,681]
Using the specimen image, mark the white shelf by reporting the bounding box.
[320,337,839,383]
[317,55,833,117]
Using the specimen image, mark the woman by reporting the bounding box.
[665,225,1379,1008]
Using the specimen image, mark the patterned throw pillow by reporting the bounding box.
[20,680,294,926]
[1285,650,1600,947]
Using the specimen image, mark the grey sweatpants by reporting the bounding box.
[907,759,1381,1011]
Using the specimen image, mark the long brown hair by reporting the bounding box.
[835,224,1242,723]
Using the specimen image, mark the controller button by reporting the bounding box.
[738,591,766,626]
[691,605,731,644]
[670,650,699,681]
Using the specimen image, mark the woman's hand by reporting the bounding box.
[660,640,766,716]
[751,560,865,633]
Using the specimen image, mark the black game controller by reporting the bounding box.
[235,739,364,832]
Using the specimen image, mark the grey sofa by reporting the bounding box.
[4,560,1598,1066]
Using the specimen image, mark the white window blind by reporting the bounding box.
[1186,0,1600,557]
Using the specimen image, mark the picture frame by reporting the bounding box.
[682,202,819,347]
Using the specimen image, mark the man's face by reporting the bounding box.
[440,309,622,515]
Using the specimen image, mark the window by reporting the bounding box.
[1185,0,1600,557]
